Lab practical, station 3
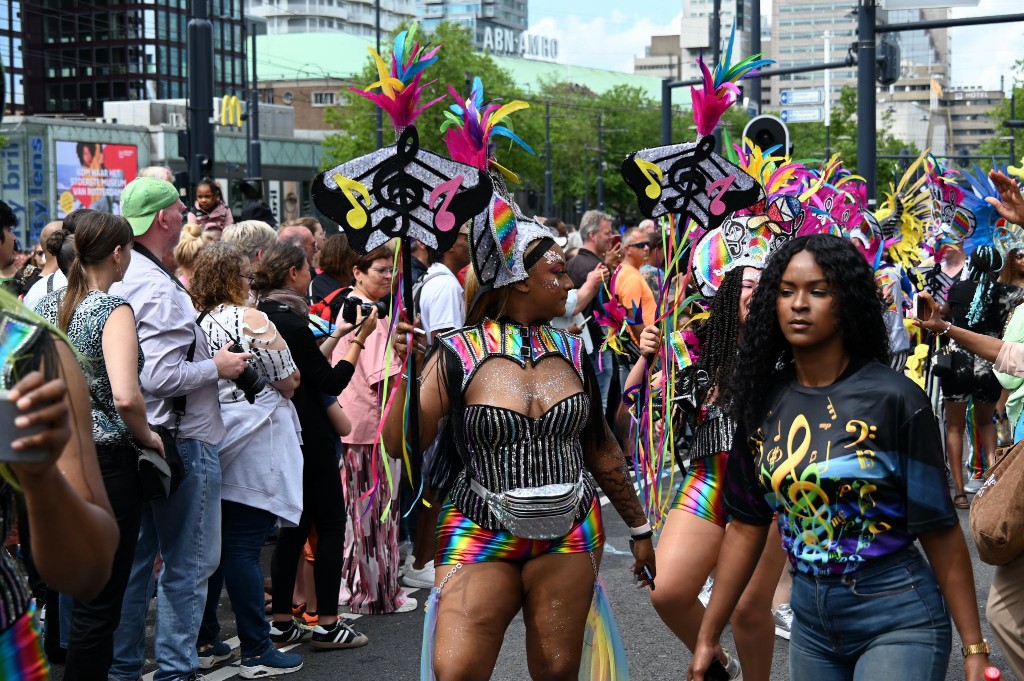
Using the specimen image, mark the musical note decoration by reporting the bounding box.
[691,194,804,296]
[312,126,493,254]
[622,136,766,231]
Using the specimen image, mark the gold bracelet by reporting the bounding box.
[962,640,990,657]
[351,338,365,349]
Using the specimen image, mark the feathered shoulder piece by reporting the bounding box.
[350,26,445,130]
[440,76,534,182]
[691,26,773,137]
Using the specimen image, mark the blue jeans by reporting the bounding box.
[109,438,223,681]
[199,501,278,658]
[789,547,951,681]
[588,347,613,414]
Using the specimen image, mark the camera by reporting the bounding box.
[229,341,268,404]
[341,297,389,325]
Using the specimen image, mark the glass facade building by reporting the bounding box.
[9,1,246,118]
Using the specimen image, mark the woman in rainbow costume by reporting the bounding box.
[381,77,655,681]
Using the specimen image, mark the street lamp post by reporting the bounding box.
[544,101,553,218]
[856,0,877,207]
[597,113,604,210]
[375,0,383,149]
[248,20,262,178]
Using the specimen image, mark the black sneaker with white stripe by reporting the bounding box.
[311,619,369,649]
[269,619,312,647]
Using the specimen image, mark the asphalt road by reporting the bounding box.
[48,495,1016,681]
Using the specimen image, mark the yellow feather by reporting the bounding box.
[367,48,399,98]
[487,100,530,129]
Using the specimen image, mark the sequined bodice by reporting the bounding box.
[450,392,597,531]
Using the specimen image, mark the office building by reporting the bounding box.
[0,2,23,117]
[247,0,417,37]
[634,0,753,82]
[8,1,246,118]
[419,0,546,60]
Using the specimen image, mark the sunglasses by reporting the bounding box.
[626,242,651,250]
[33,250,44,256]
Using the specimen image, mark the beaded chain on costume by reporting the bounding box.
[437,319,585,390]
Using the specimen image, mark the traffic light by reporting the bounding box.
[876,40,900,87]
[743,115,790,155]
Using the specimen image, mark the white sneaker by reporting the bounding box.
[965,476,985,494]
[723,651,742,679]
[774,603,794,640]
[394,596,418,613]
[698,576,714,607]
[401,560,435,589]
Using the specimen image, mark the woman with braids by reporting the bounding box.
[622,265,787,681]
[35,211,162,680]
[689,233,990,681]
[383,212,655,680]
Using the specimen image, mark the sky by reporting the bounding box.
[527,0,1024,91]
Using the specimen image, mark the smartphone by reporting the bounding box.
[610,234,622,249]
[915,294,928,320]
[0,390,48,464]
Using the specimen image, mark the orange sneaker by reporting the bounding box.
[291,602,306,617]
[300,611,319,628]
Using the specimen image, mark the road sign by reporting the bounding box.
[779,89,823,106]
[780,108,824,123]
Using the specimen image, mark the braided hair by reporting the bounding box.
[685,266,744,407]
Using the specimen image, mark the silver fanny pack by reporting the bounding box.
[469,477,584,540]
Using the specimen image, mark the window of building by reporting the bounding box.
[313,91,335,106]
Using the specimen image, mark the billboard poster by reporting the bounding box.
[55,141,138,218]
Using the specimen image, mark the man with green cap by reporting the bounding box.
[108,177,251,681]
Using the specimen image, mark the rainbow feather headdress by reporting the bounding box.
[350,26,446,130]
[438,76,548,293]
[691,28,774,138]
[441,76,534,182]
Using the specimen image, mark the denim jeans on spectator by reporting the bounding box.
[198,501,278,658]
[109,438,222,681]
[588,347,613,414]
[789,547,951,681]
[64,444,143,680]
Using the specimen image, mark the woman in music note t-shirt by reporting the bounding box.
[688,234,991,681]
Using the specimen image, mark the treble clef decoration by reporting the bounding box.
[621,135,764,231]
[375,127,423,238]
[311,124,493,255]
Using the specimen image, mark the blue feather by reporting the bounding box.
[393,30,408,79]
[491,126,535,155]
[471,76,485,109]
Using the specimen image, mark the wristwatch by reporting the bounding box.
[962,640,990,657]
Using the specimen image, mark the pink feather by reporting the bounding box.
[350,73,444,130]
[690,59,739,137]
